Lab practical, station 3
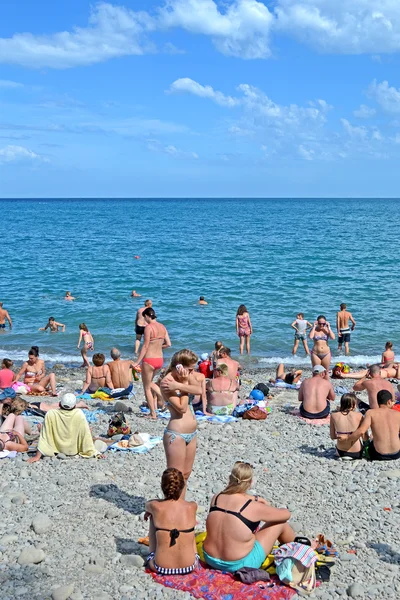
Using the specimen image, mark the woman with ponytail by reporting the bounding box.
[203,462,295,572]
[15,346,57,396]
[144,468,198,575]
[160,349,202,495]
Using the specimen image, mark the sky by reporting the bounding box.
[2,1,400,197]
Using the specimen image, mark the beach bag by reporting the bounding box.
[277,559,317,594]
[107,413,131,437]
[253,383,270,396]
[242,406,267,420]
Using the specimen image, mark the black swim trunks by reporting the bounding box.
[299,402,330,420]
[135,325,145,336]
[367,441,400,462]
[337,447,363,460]
[0,324,5,329]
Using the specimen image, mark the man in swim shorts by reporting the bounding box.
[298,365,335,419]
[338,390,400,461]
[134,299,152,355]
[336,303,356,355]
[107,348,134,396]
[0,302,12,330]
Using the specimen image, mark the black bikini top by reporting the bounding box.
[209,493,260,533]
[155,526,195,547]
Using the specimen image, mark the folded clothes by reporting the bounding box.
[269,382,301,390]
[333,385,348,395]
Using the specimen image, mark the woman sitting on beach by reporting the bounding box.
[330,393,366,460]
[81,353,113,394]
[269,363,302,386]
[203,462,295,572]
[145,468,198,575]
[0,413,29,453]
[206,363,239,415]
[160,350,202,495]
[309,316,335,373]
[132,307,171,419]
[15,347,57,396]
[77,323,94,368]
[236,305,252,355]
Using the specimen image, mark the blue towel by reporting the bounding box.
[107,436,162,453]
[334,385,348,395]
[82,409,106,423]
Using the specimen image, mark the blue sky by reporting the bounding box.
[1,1,400,197]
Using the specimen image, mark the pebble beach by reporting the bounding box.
[1,365,399,600]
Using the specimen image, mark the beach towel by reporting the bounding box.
[195,411,238,423]
[38,408,99,458]
[82,408,106,424]
[149,562,297,600]
[333,386,348,395]
[107,436,162,453]
[269,382,301,390]
[290,408,330,426]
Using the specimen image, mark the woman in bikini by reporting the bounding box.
[132,307,171,419]
[206,363,239,415]
[0,412,29,453]
[203,462,295,572]
[160,349,202,495]
[15,346,57,396]
[77,323,94,368]
[81,353,114,394]
[236,305,252,355]
[145,468,198,575]
[309,316,335,374]
[330,393,366,460]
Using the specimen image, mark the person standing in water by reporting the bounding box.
[39,317,65,332]
[291,313,312,356]
[336,303,356,355]
[236,305,252,355]
[0,302,12,330]
[135,299,152,355]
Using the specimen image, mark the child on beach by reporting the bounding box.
[291,313,312,356]
[0,358,15,389]
[77,323,94,368]
[380,342,395,368]
[236,305,252,355]
[210,341,223,370]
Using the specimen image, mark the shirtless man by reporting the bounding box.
[199,296,208,305]
[39,317,65,332]
[298,365,335,419]
[216,347,241,381]
[135,299,152,355]
[338,390,400,461]
[108,348,134,390]
[131,290,141,298]
[336,303,356,355]
[353,364,394,410]
[0,302,12,329]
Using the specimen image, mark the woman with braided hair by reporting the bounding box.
[160,349,202,495]
[144,468,198,575]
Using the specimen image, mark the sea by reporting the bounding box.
[0,198,397,368]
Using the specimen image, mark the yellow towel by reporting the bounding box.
[38,408,98,458]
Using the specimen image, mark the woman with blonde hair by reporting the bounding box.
[203,462,295,572]
[236,305,252,355]
[145,468,198,575]
[160,349,202,495]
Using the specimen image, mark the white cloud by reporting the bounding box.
[146,139,198,159]
[368,79,400,113]
[168,78,239,107]
[159,0,274,59]
[341,119,368,139]
[0,145,48,164]
[353,104,376,118]
[0,2,156,69]
[298,145,314,160]
[0,79,23,88]
[275,1,400,54]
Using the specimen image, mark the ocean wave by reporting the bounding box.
[257,354,386,367]
[0,349,83,364]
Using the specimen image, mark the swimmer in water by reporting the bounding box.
[39,317,65,332]
[199,296,208,305]
[64,291,75,301]
[131,290,142,298]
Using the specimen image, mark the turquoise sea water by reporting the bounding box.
[0,198,397,367]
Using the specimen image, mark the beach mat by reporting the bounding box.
[290,408,330,425]
[149,563,296,600]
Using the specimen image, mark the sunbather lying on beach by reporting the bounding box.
[269,363,302,385]
[330,393,366,459]
[203,461,296,572]
[338,365,400,381]
[0,413,28,453]
[15,346,57,396]
[144,468,198,575]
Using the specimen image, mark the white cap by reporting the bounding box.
[60,393,77,410]
[312,365,326,374]
[201,353,209,361]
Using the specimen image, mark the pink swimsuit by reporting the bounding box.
[237,315,251,337]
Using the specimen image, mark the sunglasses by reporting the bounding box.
[318,322,327,326]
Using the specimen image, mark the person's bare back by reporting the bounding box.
[337,310,353,330]
[299,375,335,414]
[354,373,394,410]
[368,408,400,455]
[108,359,132,389]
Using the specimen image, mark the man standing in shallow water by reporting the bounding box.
[337,303,356,355]
[0,302,12,329]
